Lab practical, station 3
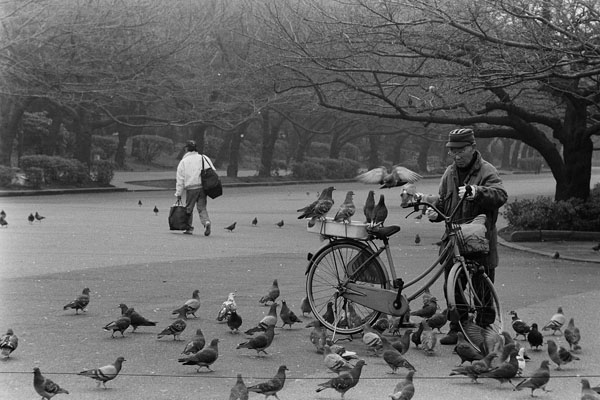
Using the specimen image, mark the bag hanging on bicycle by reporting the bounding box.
[168,199,189,231]
[200,155,223,199]
[457,214,489,255]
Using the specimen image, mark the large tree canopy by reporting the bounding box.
[257,0,600,200]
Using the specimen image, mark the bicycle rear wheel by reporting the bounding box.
[446,260,503,353]
[306,239,387,336]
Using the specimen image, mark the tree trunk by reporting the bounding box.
[391,135,408,164]
[0,96,30,166]
[258,110,282,178]
[368,135,380,169]
[45,112,63,156]
[191,124,207,154]
[74,108,92,167]
[215,131,231,169]
[329,130,342,159]
[416,137,430,173]
[227,123,247,178]
[500,139,511,170]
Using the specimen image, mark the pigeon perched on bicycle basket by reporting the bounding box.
[356,165,421,189]
[333,191,355,223]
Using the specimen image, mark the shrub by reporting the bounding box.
[90,160,115,185]
[19,155,89,186]
[0,166,14,187]
[291,160,327,180]
[291,157,360,180]
[131,135,173,163]
[92,135,118,160]
[503,184,600,231]
[27,167,44,189]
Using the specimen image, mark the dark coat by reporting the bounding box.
[433,151,507,269]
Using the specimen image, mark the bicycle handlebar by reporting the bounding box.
[401,185,472,223]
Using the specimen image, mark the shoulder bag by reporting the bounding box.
[201,155,223,199]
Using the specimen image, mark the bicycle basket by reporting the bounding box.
[455,214,489,255]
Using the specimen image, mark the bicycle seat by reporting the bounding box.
[367,225,401,239]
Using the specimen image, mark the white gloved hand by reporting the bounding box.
[426,208,439,221]
[459,185,478,200]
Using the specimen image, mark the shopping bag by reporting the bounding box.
[201,156,223,199]
[168,200,189,230]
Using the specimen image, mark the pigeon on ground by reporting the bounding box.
[33,367,69,399]
[172,304,190,320]
[333,191,355,223]
[224,222,237,232]
[251,217,258,227]
[420,320,437,355]
[356,165,421,189]
[593,242,600,252]
[516,347,527,377]
[323,344,354,374]
[103,315,131,338]
[542,306,566,335]
[380,336,416,373]
[245,303,278,334]
[153,205,159,215]
[527,323,544,350]
[77,356,126,388]
[307,186,336,227]
[35,211,45,222]
[229,373,249,400]
[181,328,206,354]
[390,370,415,400]
[411,321,424,348]
[414,234,421,245]
[322,301,335,325]
[449,352,498,383]
[217,292,237,322]
[157,318,187,340]
[581,379,600,400]
[425,308,448,333]
[300,296,312,317]
[371,194,388,227]
[119,304,157,332]
[454,332,484,366]
[247,365,289,399]
[173,289,201,318]
[362,324,383,355]
[564,317,581,351]
[316,359,366,399]
[514,359,551,397]
[280,300,302,328]
[0,328,18,358]
[509,310,531,340]
[275,220,284,228]
[63,287,90,314]
[410,297,438,319]
[552,251,560,259]
[237,324,276,356]
[548,339,580,370]
[28,213,35,223]
[227,310,243,333]
[477,345,519,386]
[178,338,219,372]
[327,339,359,361]
[392,329,412,355]
[0,216,7,227]
[138,200,142,207]
[259,279,280,306]
[0,209,5,218]
[307,319,328,354]
[363,190,375,223]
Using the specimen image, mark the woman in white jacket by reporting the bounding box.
[174,140,215,236]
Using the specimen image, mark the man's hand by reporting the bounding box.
[426,208,439,221]
[459,185,478,200]
[176,195,182,201]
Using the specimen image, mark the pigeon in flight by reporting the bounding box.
[356,165,421,189]
[33,367,69,399]
[77,356,126,389]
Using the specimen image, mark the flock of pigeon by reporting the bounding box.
[0,209,45,227]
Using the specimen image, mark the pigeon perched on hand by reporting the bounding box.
[316,359,366,398]
[237,324,276,356]
[229,373,249,400]
[173,289,201,318]
[77,356,126,389]
[390,370,415,400]
[527,323,544,350]
[564,317,581,351]
[119,304,157,332]
[333,191,355,223]
[514,359,551,397]
[157,318,187,340]
[363,190,375,224]
[542,306,566,334]
[356,165,421,189]
[33,367,69,399]
[509,310,531,340]
[259,279,280,306]
[63,287,90,314]
[178,338,219,372]
[0,328,18,358]
[245,303,278,334]
[181,328,206,355]
[227,310,243,333]
[247,365,289,399]
[280,300,302,328]
[217,292,237,322]
[102,315,131,338]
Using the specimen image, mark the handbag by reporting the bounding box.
[168,199,189,231]
[200,155,223,199]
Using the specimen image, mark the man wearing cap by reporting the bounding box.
[175,140,215,236]
[427,128,507,344]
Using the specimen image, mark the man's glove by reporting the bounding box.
[176,195,182,201]
[459,185,478,200]
[426,208,439,222]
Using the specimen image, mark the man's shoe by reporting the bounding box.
[440,330,458,345]
[183,230,193,235]
[204,223,211,236]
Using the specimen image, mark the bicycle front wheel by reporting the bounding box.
[446,261,503,353]
[306,239,387,336]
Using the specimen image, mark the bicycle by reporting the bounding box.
[303,189,503,352]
